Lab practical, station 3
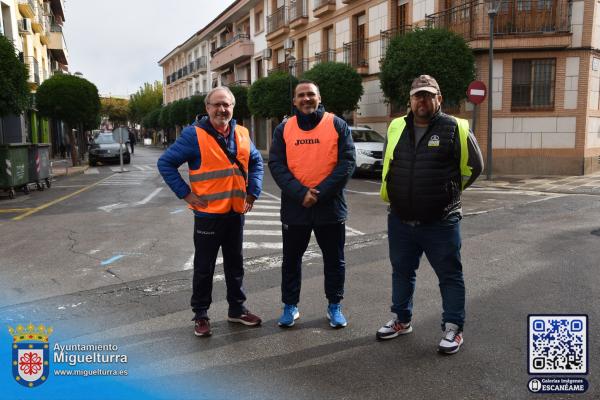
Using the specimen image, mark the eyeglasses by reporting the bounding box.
[208,102,234,109]
[411,92,437,100]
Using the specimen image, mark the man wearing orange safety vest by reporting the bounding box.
[158,86,264,337]
[269,80,356,329]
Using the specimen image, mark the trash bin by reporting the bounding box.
[27,143,51,191]
[0,144,30,199]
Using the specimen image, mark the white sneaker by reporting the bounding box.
[438,323,463,354]
[376,319,412,340]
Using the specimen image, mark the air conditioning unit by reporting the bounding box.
[283,38,294,51]
[262,48,272,60]
[19,18,32,34]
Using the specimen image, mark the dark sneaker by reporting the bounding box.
[194,318,211,337]
[278,304,300,327]
[326,303,347,328]
[438,323,463,354]
[228,311,262,326]
[376,319,413,340]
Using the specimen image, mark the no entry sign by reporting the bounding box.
[467,81,487,105]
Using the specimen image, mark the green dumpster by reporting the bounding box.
[27,143,51,190]
[0,144,30,199]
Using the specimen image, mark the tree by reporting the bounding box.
[170,98,191,127]
[248,72,298,120]
[0,35,30,116]
[301,62,364,117]
[36,74,100,165]
[142,108,161,130]
[228,85,250,122]
[100,97,129,127]
[158,103,173,131]
[187,94,206,122]
[128,81,163,124]
[379,28,475,109]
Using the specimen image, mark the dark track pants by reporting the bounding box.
[191,214,246,318]
[281,223,346,305]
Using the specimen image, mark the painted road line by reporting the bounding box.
[255,199,280,204]
[346,225,365,236]
[261,191,281,201]
[12,174,116,221]
[183,254,223,271]
[170,208,186,214]
[345,189,379,195]
[0,208,34,213]
[249,211,280,217]
[365,180,381,185]
[245,220,281,225]
[243,242,283,249]
[101,254,125,266]
[84,168,99,174]
[252,204,280,210]
[98,203,128,212]
[135,188,163,205]
[244,230,282,236]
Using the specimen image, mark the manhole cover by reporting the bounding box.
[592,229,600,237]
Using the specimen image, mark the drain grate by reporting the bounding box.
[592,229,600,237]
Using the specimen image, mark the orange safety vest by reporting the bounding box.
[188,125,250,214]
[283,112,338,188]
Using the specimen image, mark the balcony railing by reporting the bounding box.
[267,6,287,34]
[182,66,188,76]
[195,56,207,70]
[289,0,308,23]
[177,68,182,79]
[425,0,571,40]
[292,58,309,77]
[315,49,336,63]
[170,72,177,83]
[166,76,171,85]
[314,0,335,9]
[50,23,62,32]
[343,39,368,69]
[380,25,412,58]
[188,62,195,74]
[232,80,250,87]
[267,62,291,75]
[24,56,40,84]
[211,34,250,56]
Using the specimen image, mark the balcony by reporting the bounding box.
[50,0,65,20]
[18,0,35,18]
[210,34,254,71]
[292,58,309,77]
[170,72,177,83]
[380,25,412,58]
[232,80,250,87]
[425,0,571,50]
[267,61,291,75]
[195,56,207,72]
[266,6,289,40]
[343,39,368,75]
[341,0,360,3]
[166,75,171,85]
[315,49,336,64]
[289,0,308,30]
[48,25,68,65]
[24,56,40,85]
[313,0,336,18]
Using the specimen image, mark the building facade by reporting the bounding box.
[0,0,69,157]
[160,0,599,174]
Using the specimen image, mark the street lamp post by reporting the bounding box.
[487,2,499,181]
[287,54,296,116]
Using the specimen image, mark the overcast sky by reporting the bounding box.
[62,0,235,98]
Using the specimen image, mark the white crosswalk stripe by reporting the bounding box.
[99,169,158,187]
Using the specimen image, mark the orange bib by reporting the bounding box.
[283,112,338,188]
[188,125,250,214]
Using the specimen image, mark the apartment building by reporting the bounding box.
[0,0,69,156]
[160,0,599,174]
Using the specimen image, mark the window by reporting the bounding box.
[512,59,556,109]
[255,9,264,33]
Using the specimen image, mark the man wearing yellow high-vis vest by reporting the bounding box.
[376,75,483,354]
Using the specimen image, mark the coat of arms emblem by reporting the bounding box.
[9,323,53,388]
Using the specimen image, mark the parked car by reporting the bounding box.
[350,126,385,177]
[88,133,130,166]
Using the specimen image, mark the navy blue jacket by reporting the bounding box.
[269,105,355,225]
[157,116,264,217]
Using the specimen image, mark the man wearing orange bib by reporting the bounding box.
[158,87,264,337]
[269,80,356,328]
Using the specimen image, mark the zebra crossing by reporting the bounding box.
[97,165,158,186]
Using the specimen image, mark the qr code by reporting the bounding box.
[528,315,587,374]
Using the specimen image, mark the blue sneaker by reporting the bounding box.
[327,303,347,328]
[278,304,300,327]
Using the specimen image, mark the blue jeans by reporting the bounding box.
[388,213,465,330]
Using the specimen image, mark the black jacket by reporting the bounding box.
[269,105,356,225]
[386,110,482,222]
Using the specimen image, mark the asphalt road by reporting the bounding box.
[1,145,598,399]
